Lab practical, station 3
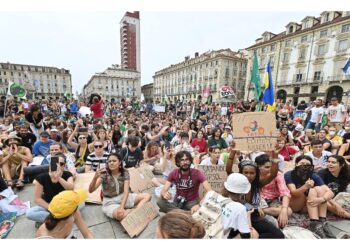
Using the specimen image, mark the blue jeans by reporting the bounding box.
[26,203,86,223]
[306,121,321,132]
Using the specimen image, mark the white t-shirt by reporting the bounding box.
[201,191,250,238]
[305,151,332,167]
[200,157,225,166]
[221,107,228,116]
[310,106,324,123]
[327,104,346,122]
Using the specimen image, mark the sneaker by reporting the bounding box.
[309,221,327,239]
[322,221,336,239]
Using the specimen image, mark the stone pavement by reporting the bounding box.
[7,184,162,239]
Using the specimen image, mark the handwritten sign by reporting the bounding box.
[74,172,102,204]
[129,164,155,193]
[231,112,277,151]
[198,164,227,199]
[121,202,158,238]
[220,86,235,98]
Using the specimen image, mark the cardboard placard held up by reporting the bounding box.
[74,172,102,204]
[129,164,155,193]
[121,202,158,238]
[198,164,227,199]
[231,112,278,151]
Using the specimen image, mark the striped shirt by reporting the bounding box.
[85,152,109,171]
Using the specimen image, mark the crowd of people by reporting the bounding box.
[0,94,350,239]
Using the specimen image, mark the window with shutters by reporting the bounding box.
[301,35,308,43]
[338,39,348,52]
[314,71,321,81]
[317,44,326,56]
[341,23,350,33]
[299,48,306,59]
[296,74,303,82]
[320,29,328,38]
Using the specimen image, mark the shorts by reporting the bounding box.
[102,193,138,218]
[265,198,282,207]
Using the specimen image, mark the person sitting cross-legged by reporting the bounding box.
[88,153,151,221]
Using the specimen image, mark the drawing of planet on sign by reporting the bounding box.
[243,121,265,135]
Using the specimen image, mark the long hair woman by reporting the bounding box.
[284,155,335,238]
[88,153,151,221]
[317,155,350,218]
[156,209,205,239]
[36,190,93,239]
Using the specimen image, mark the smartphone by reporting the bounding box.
[78,127,88,133]
[50,156,59,172]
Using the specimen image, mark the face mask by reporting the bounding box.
[329,131,336,136]
[295,166,314,181]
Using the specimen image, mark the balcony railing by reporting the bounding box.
[327,74,350,82]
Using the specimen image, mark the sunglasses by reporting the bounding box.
[78,137,87,140]
[94,145,103,148]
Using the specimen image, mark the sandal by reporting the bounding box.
[16,179,25,189]
[5,180,15,188]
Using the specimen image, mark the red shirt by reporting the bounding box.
[90,98,103,118]
[279,146,299,161]
[191,138,208,153]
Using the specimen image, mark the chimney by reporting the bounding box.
[185,56,190,61]
[195,52,199,57]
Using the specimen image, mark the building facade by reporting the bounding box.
[0,62,72,100]
[245,11,350,105]
[153,49,247,103]
[83,64,140,102]
[120,11,141,72]
[141,83,153,101]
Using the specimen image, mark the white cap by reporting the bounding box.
[224,173,251,194]
[295,124,304,132]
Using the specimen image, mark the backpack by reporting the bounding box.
[192,192,232,239]
[283,226,320,239]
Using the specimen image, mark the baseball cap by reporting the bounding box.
[40,131,50,137]
[224,173,251,194]
[50,128,59,132]
[48,189,87,219]
[295,124,304,132]
[225,125,231,129]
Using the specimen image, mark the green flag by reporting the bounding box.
[8,82,27,98]
[251,52,261,100]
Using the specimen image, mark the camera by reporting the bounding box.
[174,196,187,209]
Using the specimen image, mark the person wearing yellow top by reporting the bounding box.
[326,126,343,154]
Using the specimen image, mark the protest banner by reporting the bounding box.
[154,105,165,112]
[121,202,158,238]
[74,172,102,204]
[231,112,278,151]
[129,163,155,193]
[219,86,235,98]
[198,164,227,199]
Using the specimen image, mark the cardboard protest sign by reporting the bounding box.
[129,164,155,193]
[74,172,102,204]
[121,202,158,238]
[231,112,277,151]
[198,164,227,199]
